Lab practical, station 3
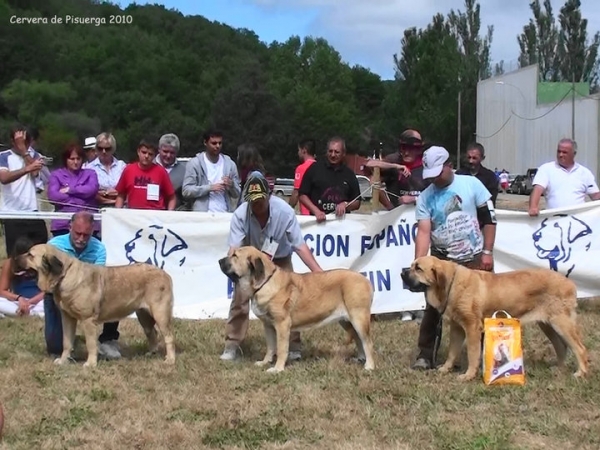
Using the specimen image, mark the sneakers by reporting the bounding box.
[411,357,433,371]
[220,344,241,361]
[219,345,301,362]
[287,351,302,362]
[98,340,121,360]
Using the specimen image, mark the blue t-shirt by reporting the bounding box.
[48,234,106,265]
[416,174,491,261]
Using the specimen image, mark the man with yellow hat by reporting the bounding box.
[220,171,323,362]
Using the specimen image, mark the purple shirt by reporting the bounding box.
[47,168,99,232]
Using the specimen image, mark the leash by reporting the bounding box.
[431,269,457,366]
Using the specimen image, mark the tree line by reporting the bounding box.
[0,0,597,176]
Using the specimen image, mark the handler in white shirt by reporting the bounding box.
[529,138,600,215]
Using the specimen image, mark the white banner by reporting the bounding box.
[102,201,600,320]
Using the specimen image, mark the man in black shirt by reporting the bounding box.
[456,142,499,207]
[299,137,361,222]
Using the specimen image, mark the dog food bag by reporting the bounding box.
[482,310,525,386]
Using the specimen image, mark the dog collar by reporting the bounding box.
[253,268,277,294]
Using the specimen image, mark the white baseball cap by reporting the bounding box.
[422,146,450,179]
[83,137,96,149]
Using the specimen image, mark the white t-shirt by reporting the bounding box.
[0,149,40,211]
[499,172,509,184]
[203,153,228,212]
[532,162,599,209]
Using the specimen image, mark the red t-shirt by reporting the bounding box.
[115,163,175,210]
[294,159,316,215]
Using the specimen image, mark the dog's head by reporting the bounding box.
[124,225,188,269]
[401,256,455,309]
[218,246,273,290]
[17,244,71,293]
[532,214,592,265]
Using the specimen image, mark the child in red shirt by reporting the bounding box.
[115,140,176,210]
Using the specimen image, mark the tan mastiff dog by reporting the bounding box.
[218,246,375,373]
[19,244,176,368]
[401,255,588,381]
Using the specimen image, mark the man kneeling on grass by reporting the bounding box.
[44,211,121,360]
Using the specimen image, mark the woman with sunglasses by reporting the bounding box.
[87,132,126,208]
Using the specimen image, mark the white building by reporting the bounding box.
[476,64,600,176]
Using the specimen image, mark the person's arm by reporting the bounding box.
[182,159,213,199]
[0,260,17,301]
[528,166,547,216]
[289,190,299,209]
[365,159,411,176]
[227,163,241,198]
[69,170,99,200]
[584,171,600,201]
[227,208,248,249]
[528,185,545,216]
[0,159,42,185]
[114,167,128,209]
[94,242,107,265]
[295,243,323,272]
[414,220,431,258]
[414,194,432,258]
[487,174,499,207]
[47,172,71,204]
[161,170,176,211]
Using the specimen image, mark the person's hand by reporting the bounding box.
[13,131,28,155]
[221,176,232,187]
[17,297,31,316]
[335,202,347,218]
[480,253,494,271]
[397,164,411,177]
[315,210,326,223]
[59,186,70,194]
[25,159,43,174]
[211,182,226,192]
[528,206,539,217]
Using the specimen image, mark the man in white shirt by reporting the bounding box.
[529,138,600,215]
[0,126,48,253]
[182,129,240,212]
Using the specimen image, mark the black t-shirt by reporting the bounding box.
[380,153,430,208]
[298,160,361,214]
[455,165,499,206]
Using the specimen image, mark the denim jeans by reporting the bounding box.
[43,294,120,355]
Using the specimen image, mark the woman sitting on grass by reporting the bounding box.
[0,237,44,318]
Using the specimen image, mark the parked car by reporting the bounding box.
[507,175,528,195]
[273,178,294,196]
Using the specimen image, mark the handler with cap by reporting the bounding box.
[220,171,323,362]
[410,145,496,371]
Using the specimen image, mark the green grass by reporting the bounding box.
[2,306,600,449]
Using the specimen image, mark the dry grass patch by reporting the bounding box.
[2,306,600,449]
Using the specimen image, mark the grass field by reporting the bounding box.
[5,192,591,450]
[2,306,600,450]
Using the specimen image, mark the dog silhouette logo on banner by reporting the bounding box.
[532,214,592,277]
[124,225,188,269]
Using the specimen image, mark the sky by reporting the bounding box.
[126,0,600,80]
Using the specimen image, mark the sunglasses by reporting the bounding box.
[97,146,112,152]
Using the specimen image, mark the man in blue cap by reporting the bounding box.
[220,171,323,361]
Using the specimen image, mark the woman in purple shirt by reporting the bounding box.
[47,143,100,237]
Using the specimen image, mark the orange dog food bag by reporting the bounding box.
[482,310,525,386]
